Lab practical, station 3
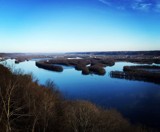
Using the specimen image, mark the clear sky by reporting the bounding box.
[0,0,160,53]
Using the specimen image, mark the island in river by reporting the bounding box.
[1,50,159,79]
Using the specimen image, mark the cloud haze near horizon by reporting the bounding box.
[0,0,160,52]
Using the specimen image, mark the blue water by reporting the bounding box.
[1,59,160,128]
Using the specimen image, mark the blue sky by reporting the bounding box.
[0,0,160,52]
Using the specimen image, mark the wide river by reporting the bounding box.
[1,59,160,129]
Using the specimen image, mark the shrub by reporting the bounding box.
[36,62,63,72]
[82,67,90,75]
[88,65,106,75]
[75,64,85,71]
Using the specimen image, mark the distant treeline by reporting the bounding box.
[1,51,160,58]
[70,51,160,56]
[0,53,25,57]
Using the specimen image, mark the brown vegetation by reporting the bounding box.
[88,64,106,75]
[121,58,160,64]
[82,67,90,75]
[44,58,114,75]
[0,64,152,132]
[0,65,62,132]
[111,66,160,84]
[36,62,63,72]
[14,58,26,64]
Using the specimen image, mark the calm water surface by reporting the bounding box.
[1,59,160,128]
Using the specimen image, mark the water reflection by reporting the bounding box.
[110,71,160,85]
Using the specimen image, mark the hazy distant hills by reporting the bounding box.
[1,51,160,57]
[0,53,25,57]
[70,51,160,56]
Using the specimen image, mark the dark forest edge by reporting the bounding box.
[110,66,160,84]
[0,64,155,132]
[36,61,63,72]
[69,50,160,56]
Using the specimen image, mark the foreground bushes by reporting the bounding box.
[0,64,151,132]
[62,101,135,132]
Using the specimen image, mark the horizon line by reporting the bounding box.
[0,50,160,54]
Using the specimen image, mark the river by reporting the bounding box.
[1,59,160,129]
